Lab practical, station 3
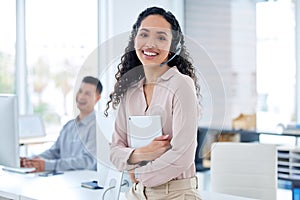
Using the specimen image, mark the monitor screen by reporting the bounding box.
[0,94,19,168]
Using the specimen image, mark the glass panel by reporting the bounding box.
[26,0,97,133]
[0,1,16,93]
[256,0,296,131]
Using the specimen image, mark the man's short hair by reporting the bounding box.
[82,76,103,94]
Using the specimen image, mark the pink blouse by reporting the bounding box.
[110,66,200,187]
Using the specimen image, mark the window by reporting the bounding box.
[256,0,296,130]
[0,1,16,93]
[25,0,97,133]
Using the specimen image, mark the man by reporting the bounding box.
[21,76,102,172]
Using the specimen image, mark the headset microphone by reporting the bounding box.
[159,39,182,67]
[159,52,178,67]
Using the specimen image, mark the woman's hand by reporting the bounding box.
[144,135,171,159]
[129,170,139,183]
[128,135,171,164]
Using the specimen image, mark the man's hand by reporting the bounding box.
[20,157,45,172]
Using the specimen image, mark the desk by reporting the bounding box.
[0,169,104,200]
[19,134,58,146]
[199,126,300,150]
[259,130,300,146]
[0,167,258,200]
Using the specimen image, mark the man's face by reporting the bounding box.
[76,82,100,114]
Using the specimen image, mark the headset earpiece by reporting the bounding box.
[173,37,182,56]
[159,36,182,67]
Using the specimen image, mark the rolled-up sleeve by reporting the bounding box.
[110,98,139,171]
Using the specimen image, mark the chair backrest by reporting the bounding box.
[210,142,277,200]
[19,114,46,138]
[195,127,209,171]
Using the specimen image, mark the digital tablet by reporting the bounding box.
[128,115,162,148]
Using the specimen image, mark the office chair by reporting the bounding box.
[210,142,277,200]
[195,127,210,172]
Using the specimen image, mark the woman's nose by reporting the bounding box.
[145,37,156,48]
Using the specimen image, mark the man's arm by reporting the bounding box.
[49,120,97,171]
[38,137,61,160]
[20,131,62,172]
[36,122,69,171]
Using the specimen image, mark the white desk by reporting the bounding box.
[19,134,58,146]
[0,167,258,200]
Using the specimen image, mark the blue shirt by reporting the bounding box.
[39,111,97,171]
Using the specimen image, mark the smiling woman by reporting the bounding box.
[105,6,202,200]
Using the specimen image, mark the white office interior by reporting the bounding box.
[0,0,300,199]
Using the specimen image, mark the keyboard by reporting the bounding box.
[2,166,35,174]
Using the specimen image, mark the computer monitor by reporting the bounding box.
[0,94,20,168]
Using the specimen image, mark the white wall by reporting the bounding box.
[99,0,184,42]
[186,0,257,128]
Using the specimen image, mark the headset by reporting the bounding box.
[160,36,182,67]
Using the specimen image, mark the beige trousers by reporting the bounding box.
[125,176,202,200]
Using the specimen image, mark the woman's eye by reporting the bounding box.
[139,33,148,38]
[158,36,166,41]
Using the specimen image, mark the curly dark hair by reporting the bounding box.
[104,6,200,116]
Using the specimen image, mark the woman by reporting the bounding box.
[105,6,201,199]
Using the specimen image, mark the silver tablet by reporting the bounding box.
[128,115,162,148]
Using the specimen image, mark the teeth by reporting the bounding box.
[144,51,157,56]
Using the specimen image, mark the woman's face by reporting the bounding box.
[134,14,173,66]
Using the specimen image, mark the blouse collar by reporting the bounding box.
[136,66,179,89]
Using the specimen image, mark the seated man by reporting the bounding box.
[21,76,102,172]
